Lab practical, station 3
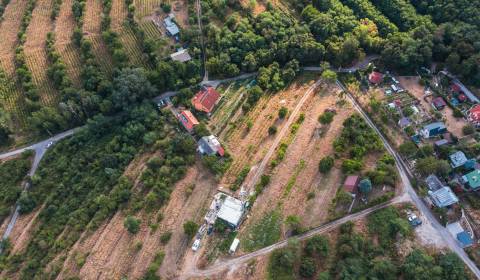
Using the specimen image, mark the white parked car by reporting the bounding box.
[46,141,54,148]
[192,239,201,252]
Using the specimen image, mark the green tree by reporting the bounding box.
[124,216,141,234]
[183,220,198,238]
[358,178,372,194]
[299,257,316,278]
[321,69,337,83]
[268,125,277,135]
[278,107,288,119]
[319,156,334,173]
[305,235,329,257]
[399,141,418,157]
[415,156,451,176]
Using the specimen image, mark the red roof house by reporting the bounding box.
[179,110,199,132]
[368,71,383,84]
[468,104,480,126]
[451,83,461,93]
[344,175,360,194]
[192,87,221,114]
[432,97,447,110]
[458,94,467,103]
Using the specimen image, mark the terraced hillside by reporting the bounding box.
[83,0,114,74]
[53,0,82,87]
[110,0,149,67]
[0,0,29,126]
[24,0,59,106]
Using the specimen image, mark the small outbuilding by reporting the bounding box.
[425,174,445,191]
[447,222,474,248]
[368,71,383,84]
[462,169,480,191]
[398,117,411,128]
[164,15,180,36]
[344,175,360,194]
[449,151,468,169]
[432,97,447,110]
[420,122,447,139]
[229,238,240,254]
[197,135,224,156]
[170,48,191,62]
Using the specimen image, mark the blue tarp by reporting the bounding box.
[457,232,473,248]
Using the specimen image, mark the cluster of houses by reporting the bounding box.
[368,71,405,94]
[176,86,224,157]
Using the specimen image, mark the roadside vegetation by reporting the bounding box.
[267,209,468,279]
[0,152,32,223]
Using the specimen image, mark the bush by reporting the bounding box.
[299,257,316,278]
[319,156,334,173]
[124,216,140,234]
[278,107,288,119]
[183,220,198,239]
[160,231,172,244]
[268,125,277,135]
[304,235,329,257]
[463,124,475,135]
[341,159,363,174]
[318,111,335,124]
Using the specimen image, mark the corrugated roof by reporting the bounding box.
[170,49,192,62]
[449,151,468,168]
[217,196,244,227]
[429,186,459,208]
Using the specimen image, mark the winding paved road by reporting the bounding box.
[0,128,78,245]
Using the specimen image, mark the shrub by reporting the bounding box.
[160,231,172,244]
[304,235,329,257]
[183,220,198,239]
[319,156,334,173]
[278,107,288,119]
[341,159,363,173]
[124,216,141,234]
[318,111,335,124]
[463,124,475,135]
[268,125,277,135]
[299,257,316,278]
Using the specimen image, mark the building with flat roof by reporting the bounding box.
[217,195,245,228]
[170,48,191,62]
[425,174,445,191]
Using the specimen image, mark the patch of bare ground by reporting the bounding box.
[172,0,189,28]
[54,0,82,87]
[219,78,315,190]
[0,0,28,75]
[239,85,348,239]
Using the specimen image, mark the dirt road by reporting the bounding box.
[180,198,401,279]
[240,79,322,193]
